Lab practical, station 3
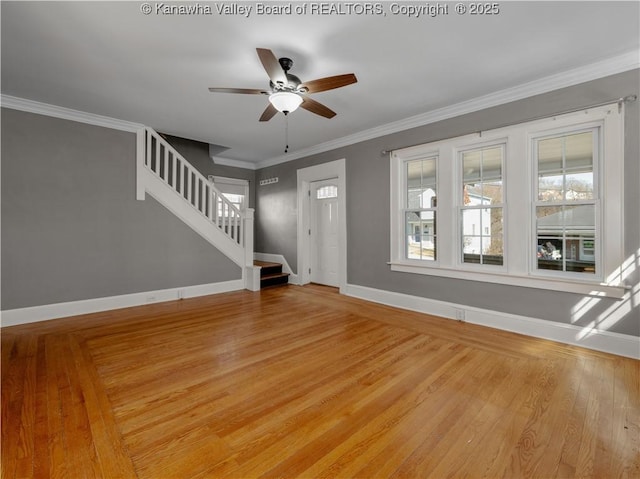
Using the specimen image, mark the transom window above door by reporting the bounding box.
[316,185,338,199]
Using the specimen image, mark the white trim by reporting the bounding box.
[209,176,250,208]
[388,262,626,299]
[0,280,244,328]
[209,176,249,187]
[136,128,146,200]
[210,155,257,171]
[253,252,299,284]
[343,283,639,360]
[1,94,143,132]
[297,159,347,293]
[257,50,639,168]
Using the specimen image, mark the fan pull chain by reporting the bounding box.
[284,112,289,153]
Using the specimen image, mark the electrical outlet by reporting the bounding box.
[455,309,466,321]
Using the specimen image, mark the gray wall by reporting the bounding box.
[1,108,241,310]
[255,70,640,337]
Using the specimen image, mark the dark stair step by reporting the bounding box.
[254,260,290,289]
[260,272,290,289]
[254,260,282,275]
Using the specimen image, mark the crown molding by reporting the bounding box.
[210,155,257,170]
[256,49,640,169]
[3,49,637,169]
[1,95,144,132]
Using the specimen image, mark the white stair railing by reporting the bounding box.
[136,127,259,290]
[141,127,243,246]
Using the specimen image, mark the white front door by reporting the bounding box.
[310,179,339,287]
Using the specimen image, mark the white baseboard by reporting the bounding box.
[253,252,299,285]
[344,283,639,360]
[0,279,244,327]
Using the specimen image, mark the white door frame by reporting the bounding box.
[297,159,347,292]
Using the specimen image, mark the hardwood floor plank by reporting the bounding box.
[43,335,72,479]
[33,336,51,479]
[223,335,451,478]
[606,356,640,478]
[548,357,590,478]
[306,347,500,478]
[381,349,497,478]
[2,334,38,479]
[527,357,588,478]
[404,353,525,479]
[2,285,637,478]
[610,357,640,478]
[131,425,231,478]
[13,335,39,479]
[590,357,617,478]
[452,358,547,479]
[116,319,382,442]
[67,336,138,478]
[223,333,437,466]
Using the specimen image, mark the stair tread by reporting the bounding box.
[254,260,282,268]
[261,272,290,280]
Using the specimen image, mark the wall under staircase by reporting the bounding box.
[136,128,259,291]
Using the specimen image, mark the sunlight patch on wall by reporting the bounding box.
[577,282,639,340]
[572,248,639,338]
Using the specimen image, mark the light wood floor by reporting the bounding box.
[2,284,638,478]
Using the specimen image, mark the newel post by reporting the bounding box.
[136,128,146,201]
[243,208,260,291]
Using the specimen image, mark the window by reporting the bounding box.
[208,176,249,214]
[389,104,624,298]
[316,185,338,199]
[460,144,504,266]
[534,130,597,276]
[405,156,437,261]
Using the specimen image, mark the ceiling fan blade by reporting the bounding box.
[300,96,336,119]
[208,87,268,95]
[300,73,358,94]
[256,48,287,86]
[259,103,278,122]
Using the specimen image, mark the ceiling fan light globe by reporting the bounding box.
[269,91,303,113]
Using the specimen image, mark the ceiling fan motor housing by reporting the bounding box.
[270,76,302,91]
[269,57,305,92]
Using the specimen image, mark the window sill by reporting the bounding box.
[388,262,627,299]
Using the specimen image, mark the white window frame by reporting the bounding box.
[390,147,441,267]
[530,125,601,282]
[456,140,507,272]
[389,104,625,299]
[208,175,249,210]
[404,155,439,263]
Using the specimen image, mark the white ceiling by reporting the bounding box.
[2,1,639,167]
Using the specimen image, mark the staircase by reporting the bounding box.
[255,261,290,289]
[136,127,259,291]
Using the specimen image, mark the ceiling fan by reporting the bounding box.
[208,48,357,121]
